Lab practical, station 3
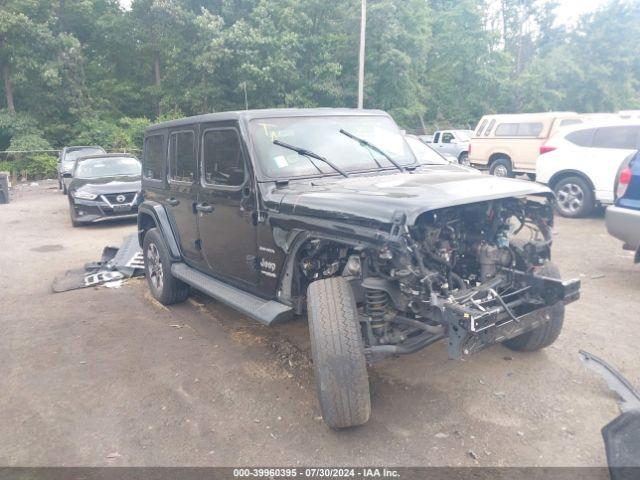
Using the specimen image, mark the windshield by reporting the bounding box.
[64,148,105,164]
[404,137,449,165]
[249,115,416,179]
[75,156,141,179]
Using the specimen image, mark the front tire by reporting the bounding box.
[143,228,190,305]
[68,198,81,227]
[307,277,371,429]
[553,176,594,218]
[503,262,565,352]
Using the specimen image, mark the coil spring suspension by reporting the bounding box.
[365,288,388,330]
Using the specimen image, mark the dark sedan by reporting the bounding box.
[606,150,640,263]
[67,153,142,227]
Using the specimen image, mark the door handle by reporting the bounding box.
[167,197,180,206]
[195,202,214,213]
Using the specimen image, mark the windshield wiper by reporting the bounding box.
[339,129,405,172]
[273,140,348,178]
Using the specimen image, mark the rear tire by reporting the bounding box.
[489,158,513,177]
[503,262,565,352]
[553,176,594,218]
[458,152,469,165]
[143,228,190,305]
[307,277,371,429]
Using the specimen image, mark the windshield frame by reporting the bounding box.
[73,156,141,179]
[243,114,419,182]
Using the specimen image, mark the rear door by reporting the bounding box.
[165,128,203,263]
[196,123,258,289]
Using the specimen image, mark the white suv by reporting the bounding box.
[536,122,640,217]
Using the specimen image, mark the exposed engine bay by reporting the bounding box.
[296,196,580,361]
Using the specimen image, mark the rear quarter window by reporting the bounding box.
[474,119,487,136]
[143,134,165,181]
[565,128,596,147]
[559,119,583,127]
[484,119,496,136]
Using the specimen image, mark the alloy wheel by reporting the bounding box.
[147,243,164,292]
[556,183,584,215]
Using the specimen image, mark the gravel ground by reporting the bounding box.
[0,180,638,468]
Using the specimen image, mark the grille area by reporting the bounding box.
[103,192,136,204]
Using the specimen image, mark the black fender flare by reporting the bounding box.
[137,201,182,261]
[276,228,375,306]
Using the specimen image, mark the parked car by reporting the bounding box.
[606,151,640,262]
[428,129,472,165]
[536,122,640,217]
[57,146,106,194]
[404,134,478,172]
[137,108,579,429]
[67,153,141,227]
[469,112,583,177]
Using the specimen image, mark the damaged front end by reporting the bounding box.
[350,195,580,362]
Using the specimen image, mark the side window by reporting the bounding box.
[442,132,454,143]
[484,119,496,136]
[592,126,639,149]
[559,119,582,127]
[517,122,543,136]
[495,123,518,136]
[475,119,487,136]
[433,132,440,143]
[495,122,543,137]
[168,131,196,182]
[202,129,245,187]
[566,128,596,147]
[143,134,165,180]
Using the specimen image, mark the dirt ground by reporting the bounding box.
[1,180,638,468]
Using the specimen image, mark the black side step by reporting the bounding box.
[171,263,293,326]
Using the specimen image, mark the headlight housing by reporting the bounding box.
[72,191,98,200]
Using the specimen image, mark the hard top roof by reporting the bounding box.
[75,153,139,162]
[480,111,577,120]
[146,108,390,132]
[63,145,105,152]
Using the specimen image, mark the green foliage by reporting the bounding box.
[70,116,150,151]
[0,0,639,169]
[3,132,56,179]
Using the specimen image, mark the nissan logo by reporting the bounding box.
[116,195,126,203]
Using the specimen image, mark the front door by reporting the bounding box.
[196,124,258,288]
[439,131,457,156]
[166,128,203,264]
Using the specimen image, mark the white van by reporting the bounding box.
[469,112,583,176]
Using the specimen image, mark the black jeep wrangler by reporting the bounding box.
[138,108,580,429]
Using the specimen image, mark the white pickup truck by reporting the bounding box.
[425,130,472,164]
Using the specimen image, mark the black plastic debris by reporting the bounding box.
[52,234,144,292]
[580,350,640,480]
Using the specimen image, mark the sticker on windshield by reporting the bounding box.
[273,155,288,168]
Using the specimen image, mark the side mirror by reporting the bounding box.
[62,172,72,178]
